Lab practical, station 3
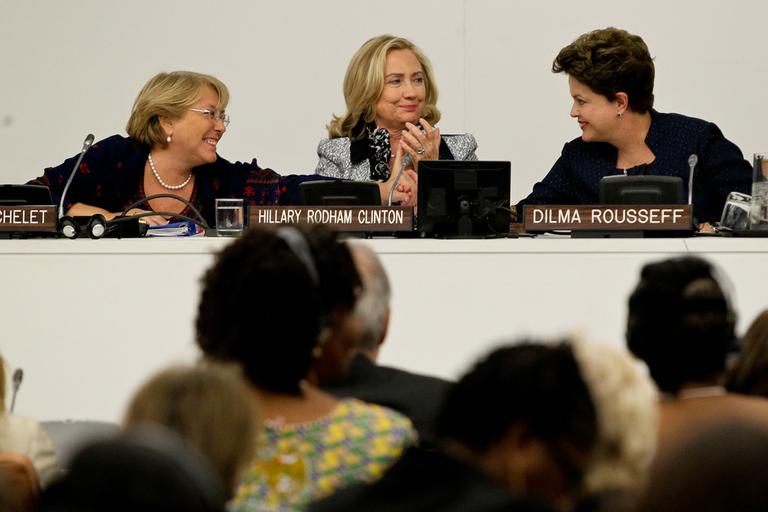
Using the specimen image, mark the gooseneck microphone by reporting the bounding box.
[687,154,699,205]
[387,154,412,207]
[10,368,23,413]
[59,133,96,221]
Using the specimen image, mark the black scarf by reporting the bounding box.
[350,123,455,181]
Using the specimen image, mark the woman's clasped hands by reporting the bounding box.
[400,118,441,170]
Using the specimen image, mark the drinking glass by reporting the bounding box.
[215,198,244,236]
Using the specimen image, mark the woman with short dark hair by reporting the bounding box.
[626,256,768,459]
[312,341,598,512]
[517,27,751,224]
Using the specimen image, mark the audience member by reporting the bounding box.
[36,427,226,512]
[637,421,768,512]
[0,453,38,512]
[321,242,452,446]
[570,340,658,512]
[311,341,597,512]
[123,363,258,498]
[726,309,768,397]
[0,353,58,487]
[195,225,415,512]
[626,256,768,457]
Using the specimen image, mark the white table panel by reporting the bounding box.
[1,236,766,422]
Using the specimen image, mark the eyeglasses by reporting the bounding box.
[188,108,230,127]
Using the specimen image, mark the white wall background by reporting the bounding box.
[2,0,766,203]
[2,1,768,421]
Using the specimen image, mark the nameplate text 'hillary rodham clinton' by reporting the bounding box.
[523,205,692,231]
[249,206,414,232]
[0,205,57,232]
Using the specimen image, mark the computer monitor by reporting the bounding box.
[0,184,53,206]
[299,180,381,206]
[599,175,685,205]
[417,160,511,238]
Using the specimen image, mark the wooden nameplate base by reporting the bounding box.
[248,206,414,232]
[523,205,693,237]
[0,205,58,234]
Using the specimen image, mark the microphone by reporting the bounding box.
[687,154,698,205]
[56,133,116,239]
[387,154,412,207]
[9,368,23,413]
[58,133,96,222]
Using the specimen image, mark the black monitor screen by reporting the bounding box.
[299,180,381,206]
[0,184,53,206]
[599,175,684,205]
[417,161,511,237]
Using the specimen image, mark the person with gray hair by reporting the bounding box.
[348,241,392,357]
[322,242,452,446]
[571,340,658,512]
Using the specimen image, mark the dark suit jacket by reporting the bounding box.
[323,354,452,446]
[517,110,752,222]
[309,447,554,512]
[30,134,323,226]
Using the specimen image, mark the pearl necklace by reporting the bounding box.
[147,154,192,190]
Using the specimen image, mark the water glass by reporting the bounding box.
[215,198,244,236]
[719,191,751,231]
[751,153,768,230]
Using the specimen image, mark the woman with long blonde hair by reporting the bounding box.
[316,35,477,185]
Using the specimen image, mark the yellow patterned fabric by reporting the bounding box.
[231,398,416,512]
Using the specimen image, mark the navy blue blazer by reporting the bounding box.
[517,110,752,222]
[30,135,323,226]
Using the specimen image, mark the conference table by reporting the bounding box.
[1,235,766,423]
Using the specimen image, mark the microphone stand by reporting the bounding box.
[9,368,23,413]
[59,134,95,220]
[387,154,412,207]
[687,154,698,205]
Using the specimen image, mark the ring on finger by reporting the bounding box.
[417,145,426,155]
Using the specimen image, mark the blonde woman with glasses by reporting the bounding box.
[31,71,414,227]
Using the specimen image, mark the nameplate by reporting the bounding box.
[524,205,692,231]
[0,205,57,232]
[249,206,414,232]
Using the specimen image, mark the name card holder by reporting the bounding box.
[523,204,693,238]
[0,205,58,234]
[248,206,414,232]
